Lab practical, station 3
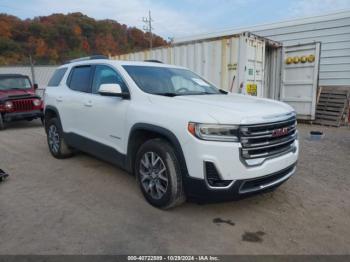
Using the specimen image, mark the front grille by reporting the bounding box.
[12,99,34,112]
[239,164,296,194]
[239,116,297,164]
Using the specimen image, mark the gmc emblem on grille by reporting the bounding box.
[272,127,289,137]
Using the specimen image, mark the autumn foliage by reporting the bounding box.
[0,12,167,65]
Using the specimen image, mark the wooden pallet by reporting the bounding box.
[314,87,349,127]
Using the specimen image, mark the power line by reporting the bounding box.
[142,10,153,51]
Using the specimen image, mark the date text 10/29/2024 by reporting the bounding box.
[127,256,220,261]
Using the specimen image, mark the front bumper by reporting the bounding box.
[181,133,299,200]
[184,163,297,201]
[3,110,43,122]
[182,135,299,180]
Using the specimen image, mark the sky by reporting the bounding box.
[0,0,350,40]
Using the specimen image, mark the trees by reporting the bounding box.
[0,13,167,65]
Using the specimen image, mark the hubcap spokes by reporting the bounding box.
[140,152,168,199]
[48,125,60,153]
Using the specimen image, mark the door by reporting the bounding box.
[82,64,130,154]
[280,43,320,120]
[239,33,266,97]
[61,65,93,135]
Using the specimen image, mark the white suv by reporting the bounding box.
[44,56,299,209]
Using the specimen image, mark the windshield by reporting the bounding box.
[123,65,221,96]
[0,76,32,90]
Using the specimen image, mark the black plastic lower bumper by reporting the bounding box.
[3,110,43,122]
[183,163,297,202]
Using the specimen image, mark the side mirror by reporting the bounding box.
[98,83,129,98]
[33,83,38,90]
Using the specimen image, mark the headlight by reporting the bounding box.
[33,99,41,106]
[188,122,239,142]
[4,101,13,110]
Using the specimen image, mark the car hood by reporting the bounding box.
[154,93,295,124]
[0,89,34,99]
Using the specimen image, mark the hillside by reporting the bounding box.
[0,12,167,65]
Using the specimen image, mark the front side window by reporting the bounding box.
[92,65,127,94]
[123,65,220,96]
[68,66,92,93]
[0,76,31,90]
[48,68,67,87]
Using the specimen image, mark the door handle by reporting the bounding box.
[56,96,63,102]
[84,100,93,107]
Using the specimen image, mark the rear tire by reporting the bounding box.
[46,118,74,159]
[135,138,186,209]
[0,114,5,130]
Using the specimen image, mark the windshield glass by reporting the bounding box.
[123,65,220,96]
[0,76,32,90]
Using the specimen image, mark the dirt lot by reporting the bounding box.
[0,121,349,255]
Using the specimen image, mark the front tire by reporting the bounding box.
[135,138,185,209]
[46,118,74,159]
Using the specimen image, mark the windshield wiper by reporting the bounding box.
[157,91,225,97]
[184,91,219,95]
[156,92,180,97]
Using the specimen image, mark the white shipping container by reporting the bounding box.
[113,32,281,99]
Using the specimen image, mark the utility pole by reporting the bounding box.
[143,10,153,51]
[29,55,36,85]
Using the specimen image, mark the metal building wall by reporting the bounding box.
[251,13,350,86]
[0,66,57,88]
[175,10,350,87]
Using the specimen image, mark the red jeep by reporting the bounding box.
[0,74,43,130]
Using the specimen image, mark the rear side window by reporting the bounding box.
[48,68,67,86]
[68,66,92,93]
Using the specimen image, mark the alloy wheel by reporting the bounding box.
[139,151,168,200]
[48,124,60,154]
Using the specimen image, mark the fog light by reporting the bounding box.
[4,101,13,110]
[33,99,41,106]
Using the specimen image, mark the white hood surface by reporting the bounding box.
[171,94,294,124]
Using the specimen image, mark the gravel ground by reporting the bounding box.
[0,120,349,254]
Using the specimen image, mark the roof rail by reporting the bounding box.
[67,55,108,63]
[144,59,163,63]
